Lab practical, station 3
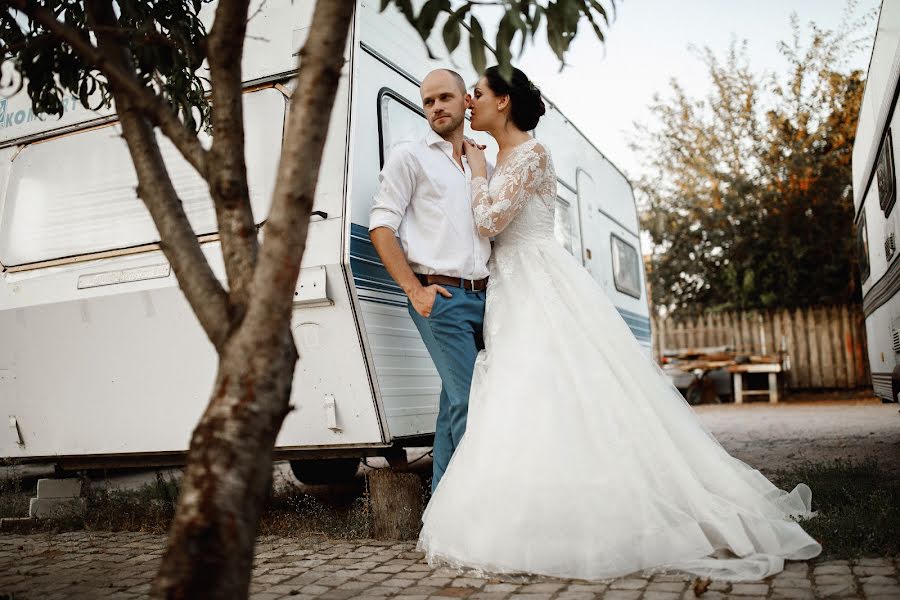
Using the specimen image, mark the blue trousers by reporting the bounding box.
[408,288,485,492]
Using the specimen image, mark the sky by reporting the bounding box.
[511,0,882,181]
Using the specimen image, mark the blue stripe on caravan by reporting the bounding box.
[617,307,652,342]
[350,223,403,295]
[358,293,408,308]
[349,223,385,263]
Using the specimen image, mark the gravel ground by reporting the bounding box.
[694,396,900,474]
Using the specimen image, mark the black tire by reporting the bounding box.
[684,383,703,405]
[289,458,360,484]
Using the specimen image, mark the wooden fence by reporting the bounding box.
[652,305,870,389]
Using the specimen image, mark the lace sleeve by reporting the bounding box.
[472,142,549,237]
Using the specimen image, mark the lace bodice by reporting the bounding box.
[471,138,557,247]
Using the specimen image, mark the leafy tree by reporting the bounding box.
[0,0,612,597]
[634,10,870,316]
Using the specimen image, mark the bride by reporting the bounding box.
[416,66,822,582]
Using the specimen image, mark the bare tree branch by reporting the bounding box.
[247,0,269,24]
[8,0,210,178]
[242,0,355,342]
[85,0,230,350]
[206,0,258,311]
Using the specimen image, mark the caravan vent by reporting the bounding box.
[893,328,900,354]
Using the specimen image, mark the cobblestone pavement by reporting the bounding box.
[1,532,898,600]
[2,399,898,598]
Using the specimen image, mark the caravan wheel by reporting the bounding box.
[289,458,361,484]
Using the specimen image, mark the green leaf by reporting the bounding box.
[392,0,415,22]
[468,17,486,76]
[415,0,443,42]
[545,9,567,61]
[442,13,462,54]
[588,0,610,27]
[506,3,528,33]
[496,14,514,81]
[580,5,606,44]
[505,4,529,55]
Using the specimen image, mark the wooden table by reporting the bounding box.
[726,363,783,404]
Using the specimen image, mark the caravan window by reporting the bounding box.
[0,89,284,268]
[611,234,642,298]
[378,90,429,165]
[857,212,870,282]
[877,129,896,216]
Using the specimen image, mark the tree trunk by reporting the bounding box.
[152,328,298,599]
[151,1,356,597]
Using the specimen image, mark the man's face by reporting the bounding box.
[420,71,468,136]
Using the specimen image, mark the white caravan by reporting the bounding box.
[853,0,900,403]
[0,0,651,477]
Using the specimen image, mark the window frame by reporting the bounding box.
[610,232,643,299]
[1,86,289,272]
[857,210,871,282]
[376,88,427,169]
[877,128,897,217]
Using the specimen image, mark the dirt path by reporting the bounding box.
[694,397,900,474]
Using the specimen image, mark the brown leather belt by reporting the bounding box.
[417,273,488,292]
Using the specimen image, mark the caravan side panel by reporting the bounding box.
[344,47,444,440]
[0,40,387,460]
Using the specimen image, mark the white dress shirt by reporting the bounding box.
[369,129,492,280]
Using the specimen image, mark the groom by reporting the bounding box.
[369,69,490,491]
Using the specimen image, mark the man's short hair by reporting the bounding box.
[438,69,467,95]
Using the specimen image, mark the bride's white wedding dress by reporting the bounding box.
[416,137,821,582]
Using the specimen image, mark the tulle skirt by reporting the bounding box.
[417,236,821,582]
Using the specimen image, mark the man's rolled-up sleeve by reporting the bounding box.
[369,146,416,234]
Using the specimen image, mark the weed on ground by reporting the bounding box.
[771,458,899,559]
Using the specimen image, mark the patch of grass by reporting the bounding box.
[771,458,899,559]
[0,460,32,519]
[4,467,379,537]
[83,474,378,538]
[259,487,372,538]
[82,472,179,533]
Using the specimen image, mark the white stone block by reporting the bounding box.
[29,497,86,519]
[36,478,82,499]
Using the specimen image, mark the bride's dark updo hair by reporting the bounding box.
[484,66,546,131]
